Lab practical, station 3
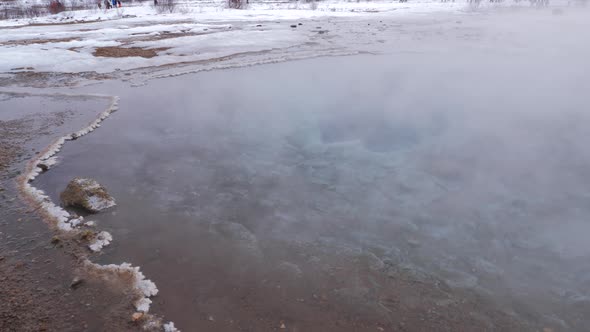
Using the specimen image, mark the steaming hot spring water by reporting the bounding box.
[28,46,590,331]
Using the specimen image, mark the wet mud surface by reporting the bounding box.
[0,92,141,331]
[93,46,171,59]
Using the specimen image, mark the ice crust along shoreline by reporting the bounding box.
[16,91,120,233]
[83,261,159,311]
[0,0,505,77]
[10,90,177,331]
[88,230,113,252]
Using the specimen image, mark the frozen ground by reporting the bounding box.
[0,0,577,86]
[0,0,462,76]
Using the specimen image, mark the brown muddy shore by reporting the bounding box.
[0,95,141,332]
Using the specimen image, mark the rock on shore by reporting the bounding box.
[60,177,116,213]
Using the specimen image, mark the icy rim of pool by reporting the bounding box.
[8,91,179,332]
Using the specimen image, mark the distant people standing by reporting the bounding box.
[154,0,158,5]
[104,0,111,9]
[117,0,122,7]
[112,0,116,7]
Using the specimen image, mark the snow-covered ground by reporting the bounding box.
[0,1,451,73]
[0,0,473,27]
[0,0,575,83]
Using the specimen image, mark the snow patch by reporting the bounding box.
[84,261,159,313]
[135,297,152,313]
[68,216,84,228]
[88,231,113,252]
[38,155,59,170]
[87,195,116,211]
[163,322,180,332]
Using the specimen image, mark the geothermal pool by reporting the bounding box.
[34,53,590,331]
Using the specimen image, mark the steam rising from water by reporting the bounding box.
[32,7,590,330]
